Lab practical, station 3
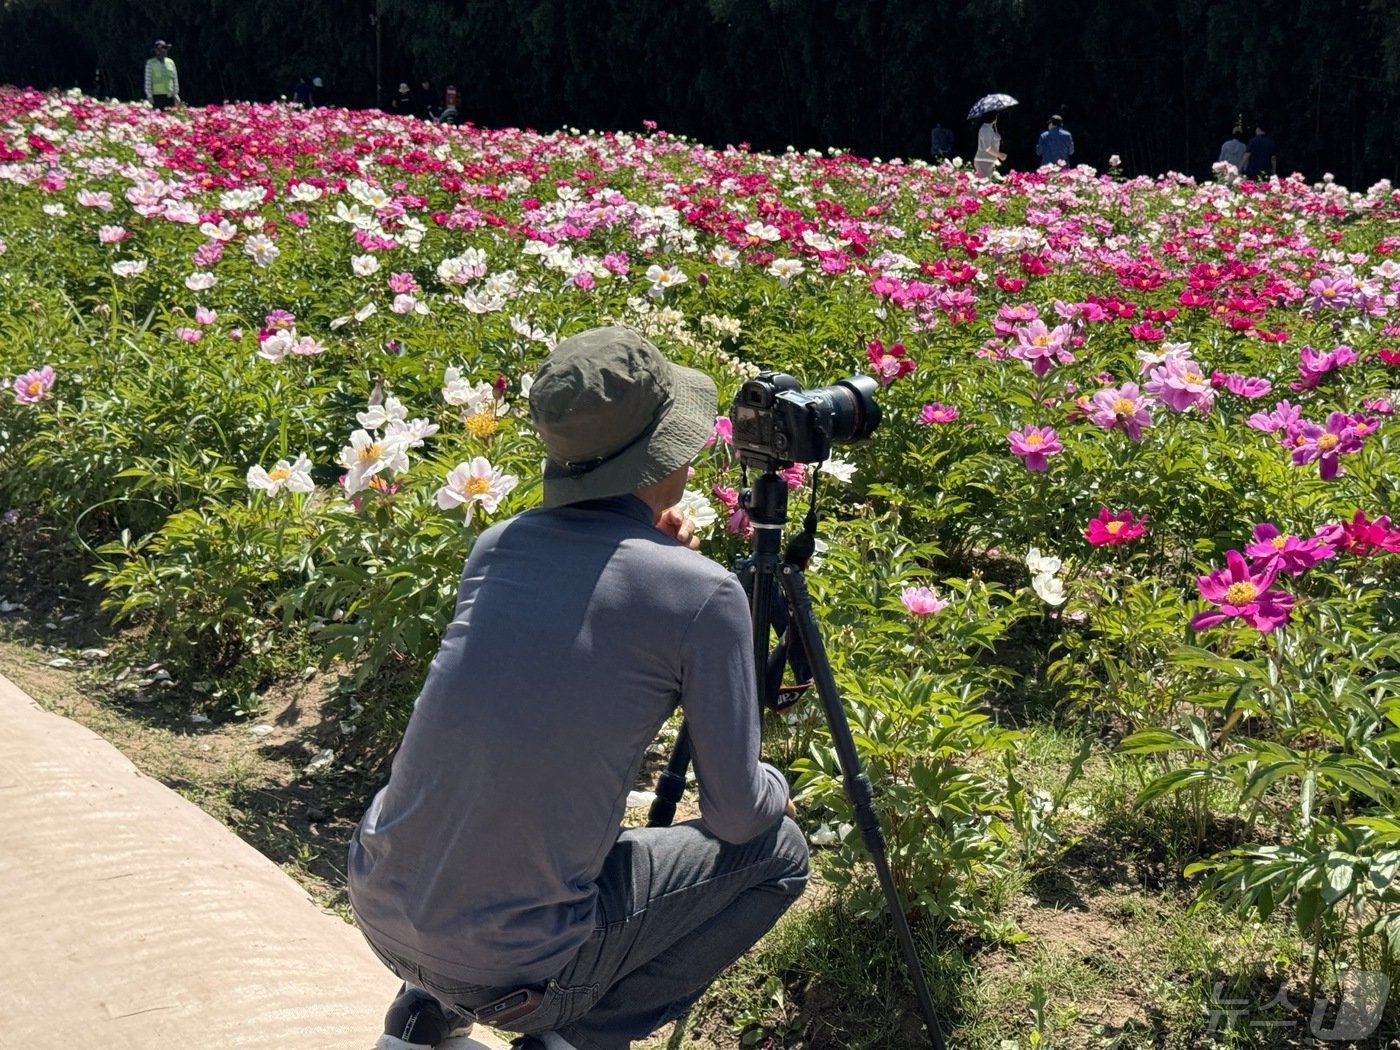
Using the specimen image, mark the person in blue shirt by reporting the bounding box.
[1036,114,1074,167]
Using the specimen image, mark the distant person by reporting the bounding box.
[1242,123,1277,180]
[974,112,1007,177]
[1217,125,1247,178]
[437,83,462,126]
[143,40,180,110]
[1035,114,1074,167]
[930,123,954,161]
[292,76,315,107]
[413,78,438,121]
[390,81,415,115]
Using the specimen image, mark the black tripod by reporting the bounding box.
[647,469,946,1050]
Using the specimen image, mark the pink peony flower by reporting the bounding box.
[1089,382,1154,441]
[1007,425,1063,471]
[1085,508,1147,546]
[13,365,55,405]
[1191,550,1295,633]
[1144,357,1214,413]
[388,271,420,294]
[1224,374,1272,399]
[1246,399,1303,433]
[704,415,733,448]
[1009,320,1076,376]
[918,403,960,425]
[900,586,949,616]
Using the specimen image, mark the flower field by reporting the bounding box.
[2,87,1398,1045]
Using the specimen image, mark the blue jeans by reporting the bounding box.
[371,817,808,1050]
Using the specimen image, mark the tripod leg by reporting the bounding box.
[648,723,691,828]
[778,563,947,1050]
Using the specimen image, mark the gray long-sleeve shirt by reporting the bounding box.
[347,495,789,985]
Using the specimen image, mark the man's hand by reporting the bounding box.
[784,798,797,821]
[655,506,701,550]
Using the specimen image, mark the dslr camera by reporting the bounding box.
[730,371,881,469]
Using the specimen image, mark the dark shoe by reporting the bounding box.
[376,984,473,1049]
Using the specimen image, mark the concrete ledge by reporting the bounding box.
[0,671,508,1049]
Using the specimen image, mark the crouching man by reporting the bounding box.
[349,326,809,1050]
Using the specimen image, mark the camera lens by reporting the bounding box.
[811,375,881,444]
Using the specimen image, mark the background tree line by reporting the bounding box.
[2,0,1398,186]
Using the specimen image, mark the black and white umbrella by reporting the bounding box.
[967,93,1019,121]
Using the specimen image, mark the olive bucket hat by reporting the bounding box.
[529,326,717,509]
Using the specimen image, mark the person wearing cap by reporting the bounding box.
[143,40,179,110]
[1035,114,1074,167]
[348,326,807,1050]
[391,80,415,115]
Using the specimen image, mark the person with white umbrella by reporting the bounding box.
[968,93,1018,177]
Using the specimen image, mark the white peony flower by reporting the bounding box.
[338,430,410,495]
[111,259,147,278]
[356,396,408,430]
[184,271,217,291]
[244,234,279,266]
[351,254,380,277]
[436,457,519,523]
[1031,572,1066,607]
[674,489,718,533]
[1025,547,1062,577]
[246,453,315,496]
[819,458,857,483]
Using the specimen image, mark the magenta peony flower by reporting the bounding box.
[1288,412,1365,479]
[867,339,916,386]
[1191,550,1295,633]
[1085,507,1148,546]
[1244,523,1336,575]
[1328,510,1400,557]
[1007,425,1063,471]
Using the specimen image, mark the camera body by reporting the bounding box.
[730,371,881,469]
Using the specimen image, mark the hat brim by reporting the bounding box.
[540,362,717,509]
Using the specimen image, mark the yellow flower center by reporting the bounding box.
[1106,520,1124,534]
[1183,371,1203,385]
[1323,287,1336,298]
[1272,536,1287,549]
[1317,433,1339,451]
[466,476,493,497]
[268,467,291,481]
[1023,434,1044,447]
[464,411,499,439]
[1032,334,1050,347]
[1225,581,1259,604]
[1112,397,1135,415]
[357,443,382,463]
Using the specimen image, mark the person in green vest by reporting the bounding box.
[144,40,180,110]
